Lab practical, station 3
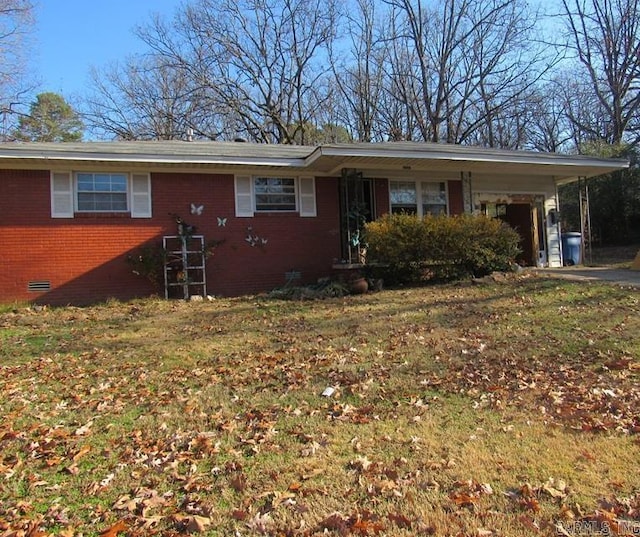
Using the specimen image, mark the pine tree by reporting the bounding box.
[13,92,83,142]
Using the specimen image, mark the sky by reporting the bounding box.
[31,0,560,103]
[33,0,183,99]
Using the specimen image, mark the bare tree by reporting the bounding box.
[136,0,339,144]
[526,79,576,153]
[331,0,388,142]
[460,0,550,147]
[84,56,224,140]
[561,0,640,145]
[380,0,549,146]
[0,0,34,137]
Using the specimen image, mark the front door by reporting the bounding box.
[480,199,546,266]
[502,203,535,265]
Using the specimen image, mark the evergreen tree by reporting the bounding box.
[13,92,83,142]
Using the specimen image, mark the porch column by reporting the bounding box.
[461,171,473,213]
[578,176,592,265]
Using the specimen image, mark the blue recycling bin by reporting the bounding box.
[561,232,582,266]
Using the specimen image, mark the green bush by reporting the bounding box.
[363,213,521,285]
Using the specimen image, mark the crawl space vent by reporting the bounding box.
[28,281,51,292]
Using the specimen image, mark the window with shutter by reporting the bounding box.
[50,170,154,218]
[235,175,317,217]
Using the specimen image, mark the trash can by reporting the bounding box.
[561,232,582,266]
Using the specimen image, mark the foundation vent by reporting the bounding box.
[285,271,302,283]
[28,281,51,292]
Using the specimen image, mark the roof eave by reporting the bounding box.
[306,145,629,178]
[0,151,308,169]
[0,142,629,179]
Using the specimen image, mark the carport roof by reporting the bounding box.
[0,140,628,182]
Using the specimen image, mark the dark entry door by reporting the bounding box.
[502,204,535,265]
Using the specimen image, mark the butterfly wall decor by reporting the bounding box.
[217,217,227,227]
[245,226,268,247]
[190,203,204,215]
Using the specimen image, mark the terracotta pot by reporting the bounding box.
[349,277,369,294]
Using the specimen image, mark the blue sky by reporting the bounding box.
[33,0,182,99]
[32,0,560,103]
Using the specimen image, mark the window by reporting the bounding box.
[254,177,297,212]
[481,203,507,218]
[421,182,447,215]
[390,181,417,215]
[76,173,128,212]
[390,180,448,216]
[51,171,151,218]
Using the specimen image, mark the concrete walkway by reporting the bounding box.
[534,266,640,288]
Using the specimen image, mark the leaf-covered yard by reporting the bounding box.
[1,274,639,536]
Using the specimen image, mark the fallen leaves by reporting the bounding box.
[315,511,385,535]
[172,514,212,534]
[449,480,494,510]
[1,283,639,535]
[422,344,640,434]
[99,519,128,537]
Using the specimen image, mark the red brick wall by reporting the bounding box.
[448,180,464,215]
[0,169,164,304]
[152,173,341,297]
[0,170,341,305]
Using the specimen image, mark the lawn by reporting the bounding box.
[1,273,639,536]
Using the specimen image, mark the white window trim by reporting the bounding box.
[74,172,130,213]
[254,176,298,213]
[389,180,449,217]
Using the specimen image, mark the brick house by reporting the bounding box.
[0,141,627,305]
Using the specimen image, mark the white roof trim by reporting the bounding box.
[0,141,628,181]
[0,151,307,168]
[306,143,627,170]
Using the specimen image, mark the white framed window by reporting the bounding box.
[50,171,151,218]
[234,175,316,217]
[76,172,128,212]
[254,177,297,212]
[390,180,448,217]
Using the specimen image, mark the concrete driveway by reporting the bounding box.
[534,266,640,288]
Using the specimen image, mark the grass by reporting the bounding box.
[587,243,640,268]
[1,272,639,536]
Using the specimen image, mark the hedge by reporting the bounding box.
[363,213,521,285]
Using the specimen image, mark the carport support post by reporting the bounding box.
[578,176,592,265]
[461,171,473,213]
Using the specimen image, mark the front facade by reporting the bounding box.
[0,141,627,305]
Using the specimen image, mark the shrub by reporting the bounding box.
[126,243,166,290]
[363,213,521,285]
